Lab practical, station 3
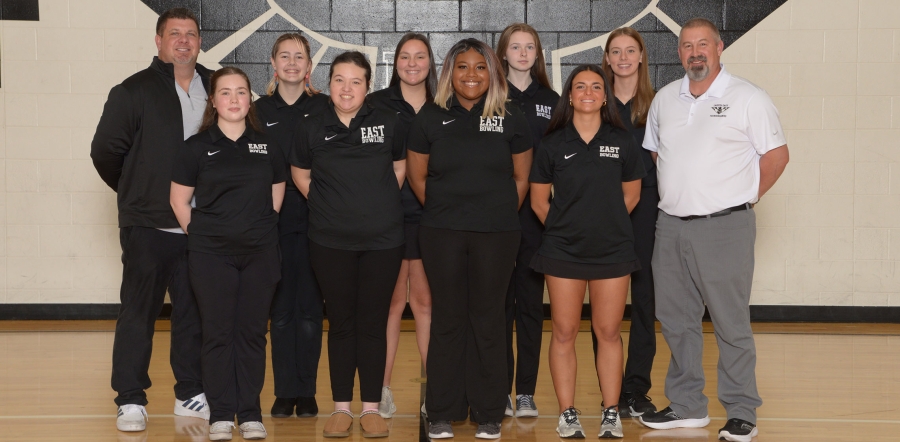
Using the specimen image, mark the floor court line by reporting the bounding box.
[1,415,899,425]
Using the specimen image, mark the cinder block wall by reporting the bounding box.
[0,0,897,307]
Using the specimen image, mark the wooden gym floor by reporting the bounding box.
[0,320,898,441]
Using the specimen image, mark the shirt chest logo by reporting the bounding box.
[248,143,268,154]
[711,104,729,117]
[535,104,552,119]
[361,125,385,143]
[479,116,504,133]
[598,146,620,159]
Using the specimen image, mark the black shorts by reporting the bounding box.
[404,223,421,260]
[530,253,640,280]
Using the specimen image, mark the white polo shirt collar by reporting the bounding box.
[678,64,731,101]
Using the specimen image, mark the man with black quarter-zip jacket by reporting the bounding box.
[90,7,212,433]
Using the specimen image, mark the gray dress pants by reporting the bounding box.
[652,209,762,424]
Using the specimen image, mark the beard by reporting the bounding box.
[685,55,710,81]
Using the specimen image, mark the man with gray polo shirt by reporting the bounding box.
[91,7,212,432]
[638,18,789,442]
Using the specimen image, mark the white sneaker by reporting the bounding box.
[556,407,585,438]
[175,393,211,420]
[209,421,234,441]
[378,386,396,418]
[116,404,148,432]
[239,421,267,440]
[420,400,427,418]
[599,407,624,438]
[504,395,514,417]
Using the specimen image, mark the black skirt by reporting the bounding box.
[530,253,640,280]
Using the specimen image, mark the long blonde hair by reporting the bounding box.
[496,23,552,90]
[434,38,508,118]
[266,33,320,96]
[601,27,655,127]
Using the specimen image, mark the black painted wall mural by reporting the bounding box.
[140,0,787,94]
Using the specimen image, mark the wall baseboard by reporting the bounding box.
[1,304,898,323]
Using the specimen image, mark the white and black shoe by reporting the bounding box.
[618,391,657,418]
[504,395,514,417]
[514,394,538,418]
[116,404,148,432]
[428,420,454,439]
[599,407,623,438]
[639,406,710,430]
[556,407,585,438]
[475,421,502,439]
[175,393,210,420]
[718,418,758,442]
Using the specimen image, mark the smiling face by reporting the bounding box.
[155,18,201,66]
[396,38,430,87]
[271,38,311,86]
[605,34,642,80]
[212,74,251,125]
[678,25,724,82]
[329,62,368,116]
[504,31,537,74]
[569,70,606,115]
[452,48,490,108]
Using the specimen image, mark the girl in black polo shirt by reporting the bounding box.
[529,65,645,439]
[289,51,405,439]
[495,23,560,418]
[367,32,438,419]
[598,27,661,418]
[255,32,329,420]
[171,67,285,441]
[407,38,533,440]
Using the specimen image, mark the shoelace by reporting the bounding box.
[562,407,581,425]
[602,408,618,426]
[516,395,536,410]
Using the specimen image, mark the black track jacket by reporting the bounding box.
[91,56,212,229]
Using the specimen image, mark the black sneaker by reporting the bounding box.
[270,397,296,418]
[639,406,710,430]
[296,396,318,417]
[428,420,454,439]
[618,391,657,418]
[718,418,758,442]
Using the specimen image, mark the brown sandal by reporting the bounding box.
[359,410,389,438]
[323,410,353,438]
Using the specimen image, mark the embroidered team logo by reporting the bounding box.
[711,104,730,117]
[535,104,552,120]
[361,125,385,143]
[598,146,620,159]
[249,143,268,154]
[480,116,504,133]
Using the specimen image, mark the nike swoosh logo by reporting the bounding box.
[304,114,309,117]
[208,151,220,156]
[325,135,337,141]
[443,119,455,125]
[266,122,278,127]
[564,153,577,159]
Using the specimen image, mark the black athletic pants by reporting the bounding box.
[420,226,520,423]
[309,241,404,403]
[189,247,281,424]
[270,232,323,399]
[505,196,545,396]
[592,186,660,395]
[112,226,203,406]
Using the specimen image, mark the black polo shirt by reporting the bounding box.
[368,84,423,224]
[507,76,560,149]
[407,96,532,232]
[290,102,406,251]
[255,90,330,234]
[172,125,286,255]
[530,122,646,264]
[613,97,656,187]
